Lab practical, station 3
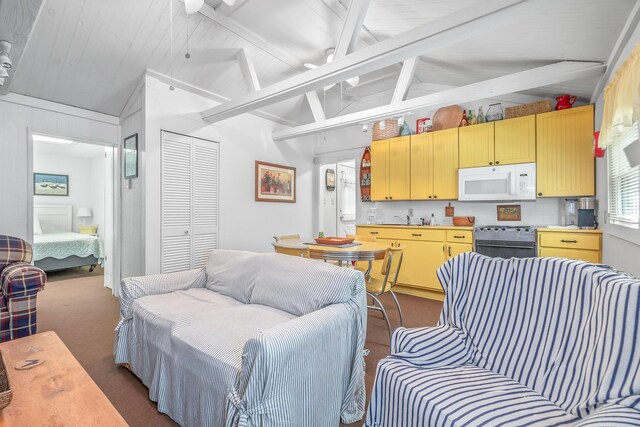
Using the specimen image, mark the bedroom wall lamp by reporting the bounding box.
[0,41,12,69]
[77,208,92,226]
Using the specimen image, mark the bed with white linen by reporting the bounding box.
[33,204,105,272]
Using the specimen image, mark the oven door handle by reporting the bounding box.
[475,244,535,250]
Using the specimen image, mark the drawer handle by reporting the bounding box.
[412,233,422,237]
[370,232,379,235]
[453,235,466,239]
[560,239,578,243]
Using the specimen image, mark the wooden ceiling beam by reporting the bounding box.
[237,48,261,92]
[334,0,370,60]
[272,61,605,141]
[201,0,543,123]
[392,57,418,104]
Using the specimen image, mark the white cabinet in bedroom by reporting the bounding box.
[161,131,219,273]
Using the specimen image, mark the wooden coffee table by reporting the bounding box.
[0,331,127,426]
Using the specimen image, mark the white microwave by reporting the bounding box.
[458,163,536,201]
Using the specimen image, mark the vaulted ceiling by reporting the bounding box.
[5,0,638,127]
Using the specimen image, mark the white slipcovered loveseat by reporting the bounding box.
[114,250,367,426]
[366,252,640,427]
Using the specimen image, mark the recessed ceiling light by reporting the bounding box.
[33,135,73,144]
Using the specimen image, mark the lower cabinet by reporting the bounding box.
[356,226,473,299]
[537,229,602,263]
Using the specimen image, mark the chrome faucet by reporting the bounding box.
[394,215,411,225]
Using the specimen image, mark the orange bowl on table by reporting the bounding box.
[314,237,355,245]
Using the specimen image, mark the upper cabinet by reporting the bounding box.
[494,115,536,165]
[458,122,495,168]
[536,105,595,197]
[410,129,458,200]
[459,116,536,168]
[371,136,411,201]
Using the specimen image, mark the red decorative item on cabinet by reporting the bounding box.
[555,94,577,110]
[594,131,605,158]
[360,147,372,202]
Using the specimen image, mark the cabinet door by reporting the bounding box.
[388,136,411,200]
[447,243,473,259]
[398,240,446,292]
[536,105,595,197]
[494,115,536,165]
[432,128,459,199]
[410,133,433,199]
[192,138,219,269]
[458,122,495,168]
[370,139,389,200]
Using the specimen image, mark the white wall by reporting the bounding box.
[0,95,119,242]
[143,75,316,274]
[33,151,104,232]
[318,163,338,236]
[594,26,640,277]
[120,86,145,279]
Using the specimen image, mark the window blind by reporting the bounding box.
[609,122,640,228]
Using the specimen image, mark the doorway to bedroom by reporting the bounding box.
[31,134,116,290]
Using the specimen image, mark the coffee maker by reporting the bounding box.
[577,197,598,229]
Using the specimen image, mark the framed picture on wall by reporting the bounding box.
[255,161,296,203]
[34,173,69,196]
[124,133,138,179]
[326,168,336,191]
[497,204,521,221]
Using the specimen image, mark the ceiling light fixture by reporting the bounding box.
[0,41,12,69]
[0,67,8,78]
[32,135,74,144]
[0,78,4,87]
[304,48,359,90]
[184,0,204,14]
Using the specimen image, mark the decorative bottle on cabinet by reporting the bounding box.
[461,110,468,126]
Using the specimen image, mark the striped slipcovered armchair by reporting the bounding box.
[0,235,47,342]
[366,252,640,427]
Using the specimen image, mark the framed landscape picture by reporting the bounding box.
[497,204,521,221]
[34,173,69,196]
[124,133,138,179]
[255,161,296,203]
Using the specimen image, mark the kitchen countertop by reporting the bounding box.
[537,227,602,234]
[356,224,474,231]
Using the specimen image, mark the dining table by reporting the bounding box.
[271,237,389,275]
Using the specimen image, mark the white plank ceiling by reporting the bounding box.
[7,0,637,125]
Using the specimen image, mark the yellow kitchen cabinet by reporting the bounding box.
[371,136,411,200]
[458,122,495,168]
[446,242,473,259]
[494,115,536,165]
[370,139,389,201]
[410,129,458,200]
[399,240,446,292]
[537,229,602,263]
[536,105,595,197]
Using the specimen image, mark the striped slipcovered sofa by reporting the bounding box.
[115,249,367,427]
[366,252,640,427]
[0,235,47,342]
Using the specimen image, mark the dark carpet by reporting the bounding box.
[37,275,442,426]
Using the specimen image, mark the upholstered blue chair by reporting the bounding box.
[366,252,640,426]
[0,235,46,342]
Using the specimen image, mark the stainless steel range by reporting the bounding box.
[474,225,537,258]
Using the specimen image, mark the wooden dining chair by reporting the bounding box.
[273,234,300,242]
[346,234,377,242]
[274,246,309,258]
[366,242,405,339]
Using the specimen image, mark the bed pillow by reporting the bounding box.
[33,216,43,235]
[41,223,64,234]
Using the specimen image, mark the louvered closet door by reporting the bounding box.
[192,138,218,268]
[162,133,192,273]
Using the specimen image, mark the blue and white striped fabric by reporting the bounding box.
[114,249,367,427]
[366,252,640,426]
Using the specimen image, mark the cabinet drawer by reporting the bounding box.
[538,232,600,250]
[393,229,446,241]
[446,230,472,243]
[539,247,601,264]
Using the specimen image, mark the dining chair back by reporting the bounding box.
[273,234,300,242]
[346,234,377,242]
[366,242,405,341]
[274,246,309,258]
